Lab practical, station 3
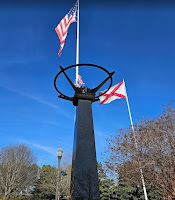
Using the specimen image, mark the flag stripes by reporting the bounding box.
[75,74,84,88]
[55,2,77,56]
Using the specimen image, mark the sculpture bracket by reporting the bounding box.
[54,64,115,106]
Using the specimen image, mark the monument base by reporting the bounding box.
[71,99,100,200]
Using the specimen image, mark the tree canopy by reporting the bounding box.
[98,162,114,200]
[0,144,37,200]
[105,104,175,199]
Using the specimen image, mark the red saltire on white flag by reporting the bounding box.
[99,81,126,105]
[55,1,78,56]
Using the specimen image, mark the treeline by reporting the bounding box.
[98,162,161,200]
[0,144,38,200]
[0,145,72,200]
[0,103,174,200]
[33,154,72,200]
[104,103,175,200]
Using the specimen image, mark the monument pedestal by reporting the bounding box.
[71,99,100,200]
[54,64,115,200]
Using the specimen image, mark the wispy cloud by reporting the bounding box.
[32,143,56,155]
[19,139,57,156]
[1,86,70,118]
[44,120,60,126]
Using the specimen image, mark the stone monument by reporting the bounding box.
[54,64,114,200]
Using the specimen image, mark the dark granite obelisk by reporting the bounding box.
[71,99,100,200]
[54,64,115,200]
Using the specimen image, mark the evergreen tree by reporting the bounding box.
[33,163,71,199]
[98,162,114,200]
[33,165,56,200]
[112,177,162,200]
[112,177,137,200]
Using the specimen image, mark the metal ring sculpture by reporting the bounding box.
[54,63,115,103]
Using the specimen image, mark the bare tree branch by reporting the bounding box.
[0,144,37,199]
[104,104,175,200]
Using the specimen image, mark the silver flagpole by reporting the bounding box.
[76,0,79,83]
[123,78,149,200]
[74,0,79,156]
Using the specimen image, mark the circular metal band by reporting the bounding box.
[54,63,113,102]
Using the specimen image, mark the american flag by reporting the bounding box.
[55,1,78,56]
[75,74,84,88]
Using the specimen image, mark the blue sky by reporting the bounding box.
[0,0,175,167]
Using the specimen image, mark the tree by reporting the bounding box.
[0,144,38,200]
[112,177,138,200]
[60,164,71,198]
[112,176,162,200]
[98,162,114,200]
[105,104,175,199]
[34,165,57,199]
[34,153,72,199]
[60,152,72,198]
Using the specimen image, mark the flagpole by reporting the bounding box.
[76,0,79,83]
[123,78,149,200]
[74,0,79,138]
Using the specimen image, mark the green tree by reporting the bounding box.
[112,177,162,200]
[112,177,138,200]
[98,162,114,200]
[33,162,71,199]
[33,165,57,200]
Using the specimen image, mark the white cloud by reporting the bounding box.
[19,139,57,156]
[1,86,70,118]
[32,143,56,155]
